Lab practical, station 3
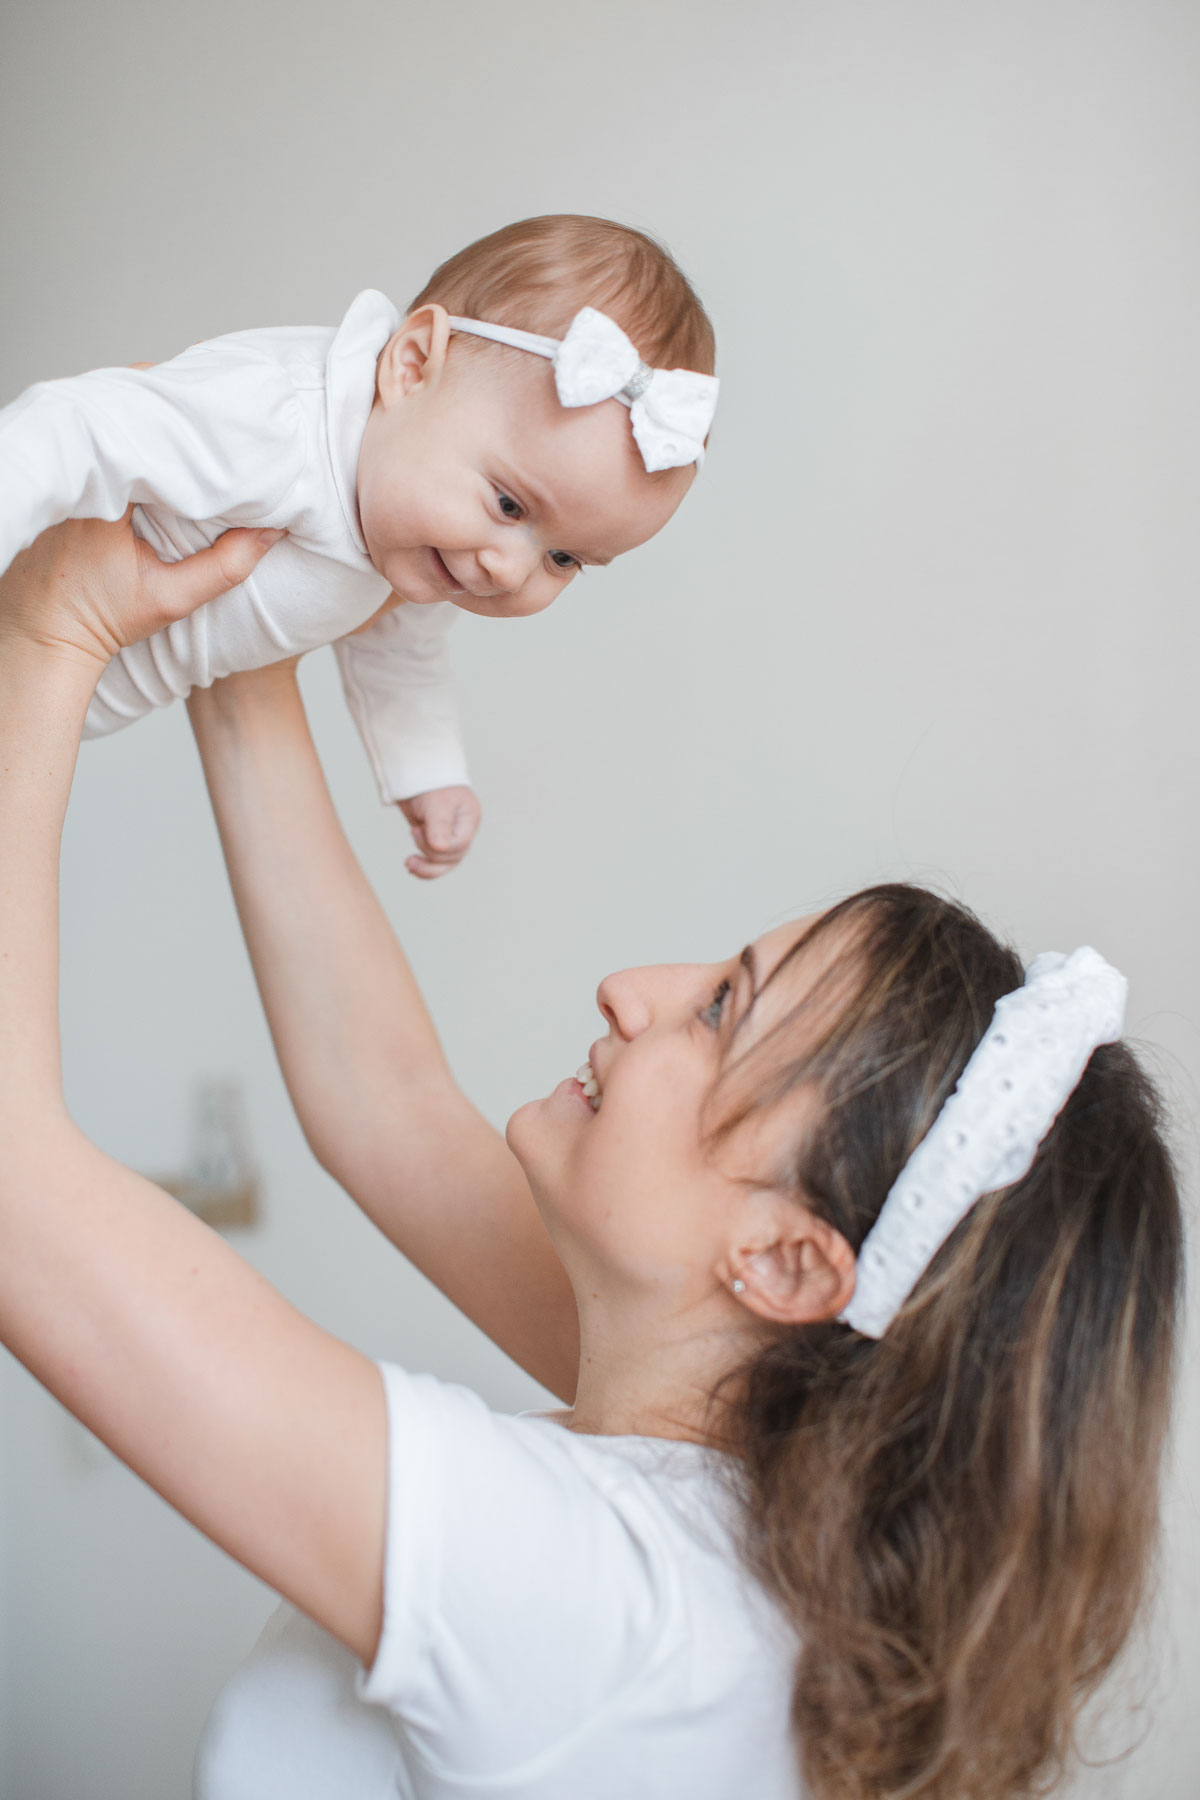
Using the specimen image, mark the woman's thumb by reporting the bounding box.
[144,528,286,623]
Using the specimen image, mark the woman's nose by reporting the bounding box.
[597,963,709,1039]
[598,963,723,1040]
[596,969,653,1041]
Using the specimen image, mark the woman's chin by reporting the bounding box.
[506,1083,589,1178]
[505,1095,549,1167]
[505,1098,533,1151]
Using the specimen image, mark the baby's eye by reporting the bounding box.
[700,978,731,1029]
[496,491,524,521]
[549,550,581,573]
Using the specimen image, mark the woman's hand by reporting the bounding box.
[0,512,284,672]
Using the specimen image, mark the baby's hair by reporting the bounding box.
[409,214,715,376]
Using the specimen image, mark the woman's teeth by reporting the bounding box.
[576,1062,601,1110]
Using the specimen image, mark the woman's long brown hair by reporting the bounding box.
[713,886,1183,1799]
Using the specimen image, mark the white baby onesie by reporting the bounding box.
[0,290,469,803]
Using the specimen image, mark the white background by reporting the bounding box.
[1,2,1197,1795]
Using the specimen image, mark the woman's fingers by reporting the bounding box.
[134,526,285,635]
[1,516,286,668]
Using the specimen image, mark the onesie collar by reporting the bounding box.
[325,288,401,558]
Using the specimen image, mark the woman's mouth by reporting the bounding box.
[576,1062,601,1111]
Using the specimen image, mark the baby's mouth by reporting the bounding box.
[429,548,464,592]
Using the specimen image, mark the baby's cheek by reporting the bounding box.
[511,566,575,619]
[357,477,401,549]
[357,439,415,543]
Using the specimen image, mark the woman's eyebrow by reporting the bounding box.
[729,945,758,1030]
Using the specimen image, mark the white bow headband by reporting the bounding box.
[448,306,719,473]
[840,946,1127,1339]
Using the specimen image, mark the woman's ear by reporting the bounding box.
[376,304,452,407]
[729,1202,856,1326]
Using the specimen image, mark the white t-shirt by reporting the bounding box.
[0,292,467,804]
[194,1363,803,1800]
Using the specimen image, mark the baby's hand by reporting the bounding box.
[397,785,481,880]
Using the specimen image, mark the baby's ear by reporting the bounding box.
[376,304,452,405]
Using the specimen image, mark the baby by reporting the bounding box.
[0,215,717,876]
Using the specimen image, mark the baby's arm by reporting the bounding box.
[0,348,304,577]
[335,601,483,878]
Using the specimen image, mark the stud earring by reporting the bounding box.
[730,1278,746,1295]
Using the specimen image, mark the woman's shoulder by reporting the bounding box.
[384,1363,728,1499]
[367,1363,799,1786]
[377,1362,782,1630]
[518,1408,741,1539]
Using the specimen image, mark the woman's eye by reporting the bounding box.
[701,979,731,1028]
[549,550,581,573]
[496,491,523,520]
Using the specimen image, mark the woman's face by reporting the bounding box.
[506,918,830,1298]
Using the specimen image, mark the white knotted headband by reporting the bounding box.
[840,946,1128,1339]
[448,306,718,473]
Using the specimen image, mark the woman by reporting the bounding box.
[0,517,1183,1800]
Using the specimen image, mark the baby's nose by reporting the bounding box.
[478,532,542,596]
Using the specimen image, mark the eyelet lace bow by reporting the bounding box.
[448,307,719,473]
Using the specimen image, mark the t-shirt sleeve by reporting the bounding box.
[359,1364,672,1779]
[334,602,471,803]
[0,340,305,577]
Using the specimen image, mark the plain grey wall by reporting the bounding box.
[1,2,1197,1796]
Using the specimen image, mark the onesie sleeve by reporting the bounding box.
[333,602,471,802]
[0,343,306,576]
[359,1364,671,1781]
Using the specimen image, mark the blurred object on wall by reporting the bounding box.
[154,1078,260,1230]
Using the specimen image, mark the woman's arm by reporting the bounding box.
[0,522,386,1663]
[188,667,580,1401]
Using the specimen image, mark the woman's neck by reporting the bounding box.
[563,1288,760,1448]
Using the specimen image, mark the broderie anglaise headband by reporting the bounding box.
[448,307,719,474]
[840,946,1128,1338]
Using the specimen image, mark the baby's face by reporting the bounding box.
[356,324,693,616]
